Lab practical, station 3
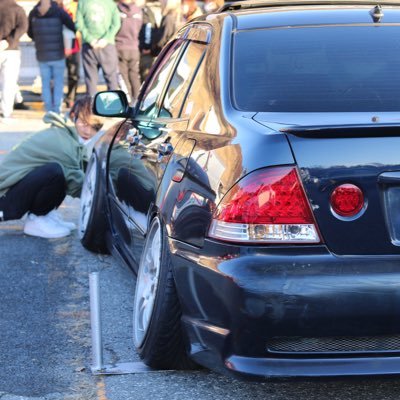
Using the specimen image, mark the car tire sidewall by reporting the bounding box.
[133,216,192,368]
[79,153,108,253]
[133,217,165,351]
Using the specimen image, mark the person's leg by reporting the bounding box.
[1,50,21,118]
[139,53,154,82]
[52,59,66,113]
[14,86,23,104]
[65,55,72,104]
[30,163,66,215]
[0,163,66,221]
[39,61,53,112]
[117,49,131,100]
[82,43,100,96]
[66,52,80,106]
[129,49,141,102]
[99,44,119,91]
[0,52,6,115]
[49,61,55,111]
[13,85,29,110]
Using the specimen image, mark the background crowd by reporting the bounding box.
[0,0,223,123]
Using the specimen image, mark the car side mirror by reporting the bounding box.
[93,90,131,117]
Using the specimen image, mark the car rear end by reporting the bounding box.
[173,2,400,379]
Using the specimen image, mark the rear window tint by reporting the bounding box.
[233,26,400,112]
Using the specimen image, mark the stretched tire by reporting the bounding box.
[79,154,109,253]
[133,217,196,369]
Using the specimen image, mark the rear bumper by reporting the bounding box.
[223,354,400,379]
[171,239,400,379]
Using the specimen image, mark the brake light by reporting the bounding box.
[330,184,364,218]
[208,167,320,243]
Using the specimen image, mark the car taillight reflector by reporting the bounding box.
[330,184,364,217]
[208,167,320,243]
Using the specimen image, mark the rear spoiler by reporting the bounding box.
[281,124,400,138]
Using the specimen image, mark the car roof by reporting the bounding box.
[217,0,400,30]
[220,0,400,12]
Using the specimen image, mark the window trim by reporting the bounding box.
[158,41,208,120]
[135,39,188,120]
[134,23,212,122]
[177,23,213,44]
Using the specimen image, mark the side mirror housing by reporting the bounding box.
[93,90,131,117]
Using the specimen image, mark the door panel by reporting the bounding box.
[123,37,208,259]
[106,123,135,256]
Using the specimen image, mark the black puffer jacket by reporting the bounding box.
[28,1,75,62]
[0,0,28,50]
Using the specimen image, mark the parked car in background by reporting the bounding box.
[80,0,400,380]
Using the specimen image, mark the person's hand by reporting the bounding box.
[90,39,98,49]
[97,38,108,48]
[0,40,9,51]
[142,49,151,55]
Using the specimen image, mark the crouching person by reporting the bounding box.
[0,95,103,238]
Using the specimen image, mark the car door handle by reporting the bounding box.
[158,142,174,156]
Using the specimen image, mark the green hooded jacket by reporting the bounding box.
[76,0,121,45]
[0,112,86,198]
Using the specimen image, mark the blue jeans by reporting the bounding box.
[39,59,65,113]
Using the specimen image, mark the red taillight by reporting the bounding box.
[330,184,364,217]
[208,166,320,243]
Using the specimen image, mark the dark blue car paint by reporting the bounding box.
[91,4,400,379]
[171,239,400,377]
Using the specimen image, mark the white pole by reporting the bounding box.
[89,272,103,372]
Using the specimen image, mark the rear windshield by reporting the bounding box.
[233,26,400,112]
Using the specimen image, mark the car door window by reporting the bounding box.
[159,42,206,119]
[138,40,186,118]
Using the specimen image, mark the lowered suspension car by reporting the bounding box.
[79,0,400,379]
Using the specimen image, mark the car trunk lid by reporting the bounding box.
[254,112,400,255]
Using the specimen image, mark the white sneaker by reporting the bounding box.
[48,210,77,230]
[23,213,71,238]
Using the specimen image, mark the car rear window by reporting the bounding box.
[233,26,400,112]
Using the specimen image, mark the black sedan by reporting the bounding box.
[80,0,400,380]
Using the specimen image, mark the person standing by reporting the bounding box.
[116,0,143,104]
[137,0,158,82]
[55,0,81,108]
[0,0,28,123]
[152,0,180,57]
[76,0,121,96]
[28,0,75,114]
